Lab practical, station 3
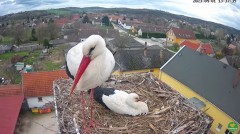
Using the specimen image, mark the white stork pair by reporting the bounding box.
[66,35,149,133]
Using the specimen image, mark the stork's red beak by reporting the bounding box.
[69,55,91,96]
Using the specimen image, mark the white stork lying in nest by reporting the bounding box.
[92,87,149,116]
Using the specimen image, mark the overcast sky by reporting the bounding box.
[0,0,239,30]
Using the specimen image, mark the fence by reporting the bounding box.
[14,45,43,52]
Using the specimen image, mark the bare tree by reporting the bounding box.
[0,64,20,84]
[202,28,211,38]
[36,23,48,45]
[12,24,25,46]
[48,22,59,40]
[215,28,224,41]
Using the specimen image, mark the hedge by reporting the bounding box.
[142,32,166,38]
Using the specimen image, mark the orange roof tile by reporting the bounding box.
[180,40,199,50]
[201,43,214,54]
[22,70,68,97]
[0,85,22,97]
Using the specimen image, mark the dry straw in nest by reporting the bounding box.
[53,73,212,134]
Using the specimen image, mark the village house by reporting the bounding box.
[113,45,174,77]
[67,29,120,42]
[197,43,215,57]
[166,27,196,45]
[107,35,144,53]
[55,17,70,27]
[136,24,168,38]
[179,40,215,57]
[22,70,68,109]
[227,41,239,55]
[118,18,142,30]
[159,46,240,134]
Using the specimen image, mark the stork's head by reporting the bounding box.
[69,35,106,96]
[129,93,140,102]
[82,35,106,60]
[127,93,149,115]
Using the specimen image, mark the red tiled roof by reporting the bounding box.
[228,44,237,49]
[0,85,22,97]
[201,43,214,54]
[72,14,80,20]
[180,40,199,51]
[0,95,23,134]
[22,70,68,97]
[55,18,69,27]
[170,27,196,39]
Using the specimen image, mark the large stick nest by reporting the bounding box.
[53,73,212,134]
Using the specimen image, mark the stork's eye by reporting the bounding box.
[89,47,95,54]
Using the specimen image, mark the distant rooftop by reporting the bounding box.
[114,45,174,71]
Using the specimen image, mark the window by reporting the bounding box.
[38,97,43,102]
[216,123,222,132]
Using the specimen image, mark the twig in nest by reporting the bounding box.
[98,126,128,130]
[151,106,172,115]
[148,122,157,133]
[171,121,194,133]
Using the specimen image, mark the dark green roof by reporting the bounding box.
[161,46,240,124]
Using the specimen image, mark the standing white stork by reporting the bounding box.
[92,87,149,116]
[65,35,115,132]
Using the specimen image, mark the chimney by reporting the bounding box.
[144,48,147,57]
[160,49,164,62]
[145,42,147,47]
[144,42,147,56]
[233,68,240,88]
[198,43,205,54]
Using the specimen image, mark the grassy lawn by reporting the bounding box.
[167,45,180,52]
[0,51,28,63]
[43,61,63,71]
[1,36,13,44]
[0,50,40,64]
[24,51,41,65]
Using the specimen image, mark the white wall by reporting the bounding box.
[27,96,53,108]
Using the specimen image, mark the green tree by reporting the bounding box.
[43,39,50,48]
[30,28,37,41]
[102,16,111,26]
[12,25,25,46]
[173,43,179,51]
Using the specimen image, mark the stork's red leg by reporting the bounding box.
[80,91,90,133]
[89,88,96,128]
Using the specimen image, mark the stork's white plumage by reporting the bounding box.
[93,87,149,116]
[66,35,115,92]
[65,35,115,132]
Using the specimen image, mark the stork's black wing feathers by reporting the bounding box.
[93,87,115,110]
[65,61,74,80]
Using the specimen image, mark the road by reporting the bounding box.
[112,22,175,53]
